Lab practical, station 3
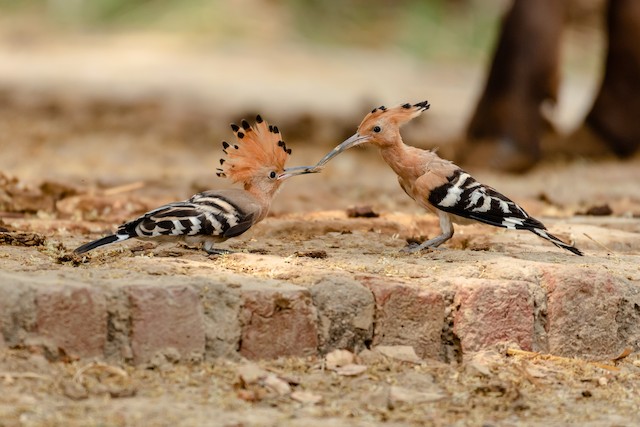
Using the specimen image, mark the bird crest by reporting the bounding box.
[216,115,291,183]
[358,101,430,130]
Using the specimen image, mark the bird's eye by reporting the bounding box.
[373,126,381,133]
[269,171,277,179]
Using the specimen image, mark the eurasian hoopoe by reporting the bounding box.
[74,116,314,255]
[310,101,583,256]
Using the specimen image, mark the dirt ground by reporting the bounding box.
[1,35,640,426]
[2,345,640,427]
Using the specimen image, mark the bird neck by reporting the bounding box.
[378,138,413,176]
[244,182,276,222]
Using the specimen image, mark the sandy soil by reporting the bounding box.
[2,345,640,427]
[1,36,640,426]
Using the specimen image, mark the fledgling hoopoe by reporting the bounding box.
[310,101,582,255]
[74,116,314,255]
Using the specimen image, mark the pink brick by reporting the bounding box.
[362,276,445,359]
[128,285,205,364]
[541,266,624,358]
[36,285,107,358]
[239,283,318,360]
[454,279,533,353]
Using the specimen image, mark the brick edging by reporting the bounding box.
[0,265,637,364]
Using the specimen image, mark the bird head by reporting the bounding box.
[216,116,314,196]
[313,101,430,168]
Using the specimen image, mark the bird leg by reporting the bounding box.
[205,248,235,255]
[203,242,234,255]
[402,213,454,253]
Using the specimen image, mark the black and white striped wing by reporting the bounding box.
[118,193,254,240]
[428,170,583,255]
[428,170,545,231]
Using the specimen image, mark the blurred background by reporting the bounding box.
[3,0,631,217]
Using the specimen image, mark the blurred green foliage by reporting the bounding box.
[0,0,501,59]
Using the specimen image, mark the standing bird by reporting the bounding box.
[310,101,582,255]
[74,116,314,255]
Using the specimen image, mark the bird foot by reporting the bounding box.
[400,242,443,253]
[205,248,235,256]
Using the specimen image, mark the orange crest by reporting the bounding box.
[357,101,430,131]
[216,115,291,183]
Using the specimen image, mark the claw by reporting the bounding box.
[204,247,234,255]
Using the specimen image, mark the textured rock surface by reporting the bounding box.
[453,279,534,353]
[0,253,638,363]
[363,276,446,360]
[541,265,629,358]
[310,276,374,354]
[36,285,107,358]
[127,284,206,364]
[239,281,319,360]
[191,278,242,360]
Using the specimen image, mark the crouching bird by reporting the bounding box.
[74,116,315,255]
[310,101,582,255]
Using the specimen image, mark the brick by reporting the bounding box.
[128,285,205,364]
[453,279,533,353]
[239,282,318,360]
[362,277,445,360]
[190,278,242,359]
[541,266,626,358]
[36,285,107,358]
[310,277,374,354]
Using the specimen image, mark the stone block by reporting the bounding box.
[453,279,533,353]
[36,285,107,358]
[310,276,374,354]
[127,284,205,364]
[362,277,445,359]
[541,266,626,358]
[239,282,318,360]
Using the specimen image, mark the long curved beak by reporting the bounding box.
[277,166,320,181]
[312,133,371,170]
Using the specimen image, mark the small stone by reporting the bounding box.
[578,204,613,216]
[237,363,268,385]
[389,386,445,406]
[335,364,367,376]
[326,349,356,370]
[357,349,386,365]
[263,374,291,396]
[374,345,422,364]
[464,350,502,377]
[291,390,323,405]
[347,206,379,218]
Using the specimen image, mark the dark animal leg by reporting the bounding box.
[586,0,640,157]
[464,0,564,172]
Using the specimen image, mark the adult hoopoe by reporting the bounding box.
[75,115,314,255]
[309,101,582,256]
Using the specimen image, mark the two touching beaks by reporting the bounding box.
[223,101,429,179]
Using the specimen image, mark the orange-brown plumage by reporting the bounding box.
[358,102,427,131]
[311,101,582,255]
[75,115,314,256]
[216,115,291,185]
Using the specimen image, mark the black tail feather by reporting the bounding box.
[74,234,122,254]
[531,228,583,256]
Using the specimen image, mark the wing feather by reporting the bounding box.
[427,170,544,230]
